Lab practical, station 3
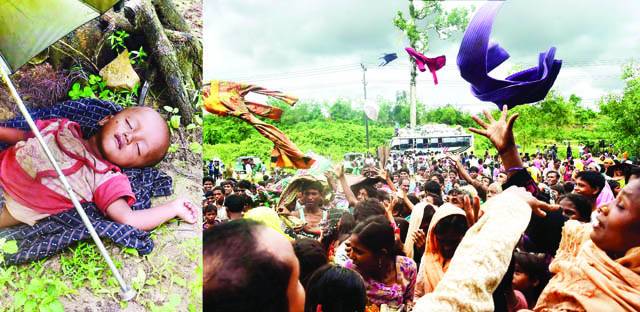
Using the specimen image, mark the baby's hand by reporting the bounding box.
[173,197,198,224]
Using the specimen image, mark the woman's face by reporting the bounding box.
[591,179,640,256]
[435,227,465,259]
[559,198,582,221]
[357,188,369,201]
[346,234,378,275]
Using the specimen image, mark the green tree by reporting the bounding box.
[329,99,359,121]
[394,0,470,127]
[600,62,640,157]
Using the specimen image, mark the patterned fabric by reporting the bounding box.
[202,80,314,169]
[0,99,172,265]
[346,256,417,309]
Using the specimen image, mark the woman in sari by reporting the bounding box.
[414,203,468,298]
[345,215,417,311]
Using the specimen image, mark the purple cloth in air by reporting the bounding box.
[456,2,562,108]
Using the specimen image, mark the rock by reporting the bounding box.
[99,50,140,90]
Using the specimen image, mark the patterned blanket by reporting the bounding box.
[0,99,171,264]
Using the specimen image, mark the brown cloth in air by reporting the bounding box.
[202,80,315,169]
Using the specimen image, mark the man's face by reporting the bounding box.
[574,177,599,199]
[400,171,409,179]
[401,180,410,193]
[213,190,224,204]
[591,180,640,255]
[95,107,169,168]
[546,173,558,186]
[203,181,214,192]
[469,171,478,180]
[223,184,233,195]
[303,189,322,208]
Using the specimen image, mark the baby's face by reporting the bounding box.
[97,107,169,168]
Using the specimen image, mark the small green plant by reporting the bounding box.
[59,242,119,293]
[68,74,139,107]
[9,261,74,312]
[0,238,19,264]
[129,46,148,65]
[108,30,129,53]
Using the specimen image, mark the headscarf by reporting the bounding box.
[595,180,615,208]
[414,203,466,298]
[534,221,640,311]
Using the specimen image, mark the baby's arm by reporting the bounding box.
[0,127,29,145]
[105,197,198,231]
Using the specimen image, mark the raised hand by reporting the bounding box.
[377,167,389,182]
[412,229,426,249]
[334,163,345,178]
[469,105,519,154]
[462,195,482,226]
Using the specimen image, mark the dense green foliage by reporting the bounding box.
[599,64,640,157]
[204,64,640,166]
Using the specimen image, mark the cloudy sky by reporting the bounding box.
[204,0,640,113]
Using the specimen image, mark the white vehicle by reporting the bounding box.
[390,124,473,155]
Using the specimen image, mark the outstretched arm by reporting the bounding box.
[335,164,358,207]
[106,197,198,231]
[448,154,488,194]
[0,127,29,145]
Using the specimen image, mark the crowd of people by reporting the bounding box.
[202,107,640,312]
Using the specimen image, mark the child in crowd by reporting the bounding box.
[0,107,198,231]
[512,250,551,309]
[304,264,367,312]
[203,204,219,230]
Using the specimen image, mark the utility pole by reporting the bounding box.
[361,63,370,156]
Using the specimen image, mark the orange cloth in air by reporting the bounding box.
[203,80,315,169]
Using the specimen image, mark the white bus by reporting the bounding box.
[390,124,474,154]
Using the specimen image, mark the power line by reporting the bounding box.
[215,57,633,82]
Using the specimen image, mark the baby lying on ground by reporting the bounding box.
[0,106,198,230]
